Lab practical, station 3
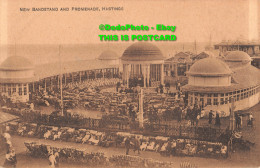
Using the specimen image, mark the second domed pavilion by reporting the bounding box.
[121,42,165,88]
[0,56,35,102]
[98,50,120,66]
[182,51,260,116]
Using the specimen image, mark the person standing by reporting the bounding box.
[125,137,131,155]
[248,112,254,127]
[192,104,199,126]
[215,113,221,128]
[208,110,214,125]
[54,151,60,167]
[175,93,178,101]
[235,113,239,129]
[196,114,200,126]
[3,149,17,168]
[133,138,140,154]
[239,115,243,128]
[48,151,56,168]
[237,115,242,129]
[175,104,182,123]
[190,106,195,126]
[185,106,192,120]
[177,82,181,91]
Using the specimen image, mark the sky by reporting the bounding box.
[0,0,258,45]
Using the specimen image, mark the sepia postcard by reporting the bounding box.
[0,0,259,167]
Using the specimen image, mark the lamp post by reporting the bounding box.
[59,45,64,116]
[60,74,64,116]
[229,97,235,131]
[137,86,144,128]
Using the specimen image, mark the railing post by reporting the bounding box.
[179,125,182,137]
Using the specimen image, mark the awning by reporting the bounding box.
[0,111,19,124]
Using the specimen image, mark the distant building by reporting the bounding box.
[192,51,216,61]
[121,42,165,88]
[0,56,35,102]
[164,51,193,77]
[214,40,260,69]
[214,40,260,56]
[164,51,217,79]
[182,51,260,115]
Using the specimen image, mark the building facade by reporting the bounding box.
[164,52,193,77]
[214,40,260,56]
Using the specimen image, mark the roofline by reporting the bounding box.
[214,44,260,46]
[121,60,164,64]
[0,118,19,124]
[98,58,119,60]
[36,64,119,80]
[121,56,165,62]
[186,72,232,77]
[0,67,34,71]
[0,77,37,83]
[225,59,251,62]
[182,83,260,93]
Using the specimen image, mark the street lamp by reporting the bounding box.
[229,97,235,131]
[137,85,144,128]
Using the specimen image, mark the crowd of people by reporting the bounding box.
[1,132,17,168]
[0,75,224,130]
[29,79,188,126]
[7,121,228,159]
[24,141,176,168]
[235,112,254,129]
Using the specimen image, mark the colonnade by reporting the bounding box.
[31,67,120,93]
[123,63,164,88]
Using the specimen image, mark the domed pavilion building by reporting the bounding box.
[0,56,35,102]
[121,42,165,88]
[98,50,120,66]
[98,50,120,78]
[224,50,252,68]
[182,51,260,116]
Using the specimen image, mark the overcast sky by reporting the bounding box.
[0,0,258,45]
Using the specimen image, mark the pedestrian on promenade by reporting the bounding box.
[235,113,239,129]
[248,112,254,127]
[125,137,131,155]
[133,138,141,154]
[209,110,214,125]
[196,114,200,126]
[3,148,17,168]
[215,113,221,128]
[48,151,57,168]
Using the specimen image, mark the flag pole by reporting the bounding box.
[59,45,64,116]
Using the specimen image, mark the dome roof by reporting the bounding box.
[187,58,232,76]
[0,56,33,70]
[121,42,164,61]
[98,50,119,60]
[225,51,251,62]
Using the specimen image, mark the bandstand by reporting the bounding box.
[121,42,165,88]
